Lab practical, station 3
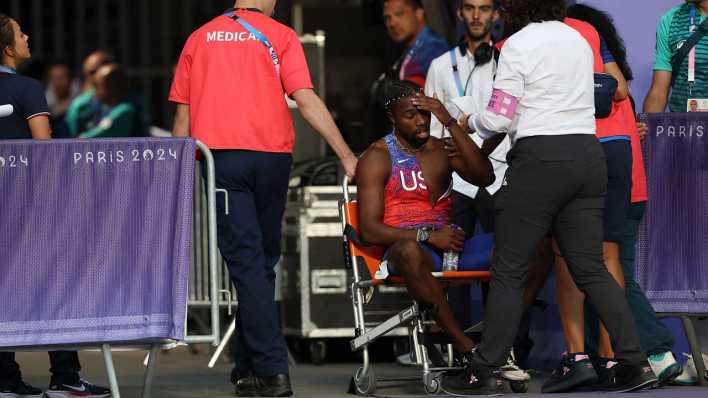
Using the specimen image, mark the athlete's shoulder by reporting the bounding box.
[363,139,389,158]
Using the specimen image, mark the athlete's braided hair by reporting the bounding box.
[383,79,422,111]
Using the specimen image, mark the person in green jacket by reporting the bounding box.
[65,51,114,136]
[644,0,708,112]
[76,63,138,138]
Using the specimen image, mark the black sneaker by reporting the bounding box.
[46,379,111,398]
[541,354,598,393]
[441,353,498,396]
[575,358,616,392]
[607,361,657,393]
[0,381,44,398]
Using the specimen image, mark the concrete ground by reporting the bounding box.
[14,346,708,397]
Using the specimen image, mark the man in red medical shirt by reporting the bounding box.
[169,1,357,396]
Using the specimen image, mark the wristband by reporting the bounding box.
[444,117,457,129]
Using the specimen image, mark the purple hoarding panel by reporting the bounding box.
[0,138,194,347]
[636,113,708,314]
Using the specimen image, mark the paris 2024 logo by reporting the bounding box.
[72,148,179,164]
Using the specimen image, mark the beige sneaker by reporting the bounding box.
[674,353,708,385]
[500,351,530,382]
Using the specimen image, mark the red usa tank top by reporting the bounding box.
[381,133,453,229]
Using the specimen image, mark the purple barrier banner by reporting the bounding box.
[636,113,708,314]
[0,138,195,347]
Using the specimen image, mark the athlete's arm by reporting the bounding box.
[480,133,506,157]
[410,94,494,187]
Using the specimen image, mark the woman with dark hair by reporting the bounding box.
[542,4,682,393]
[0,14,111,398]
[0,14,51,140]
[439,0,656,395]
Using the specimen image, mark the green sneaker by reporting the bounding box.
[648,352,682,386]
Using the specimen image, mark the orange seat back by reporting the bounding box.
[342,201,385,280]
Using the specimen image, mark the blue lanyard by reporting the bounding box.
[690,6,697,32]
[399,31,426,80]
[224,10,281,78]
[0,65,17,74]
[449,49,466,97]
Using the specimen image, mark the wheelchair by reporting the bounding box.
[339,178,530,395]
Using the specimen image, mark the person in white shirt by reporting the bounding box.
[425,0,553,371]
[425,0,507,235]
[440,0,655,395]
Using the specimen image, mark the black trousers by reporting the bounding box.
[476,135,645,367]
[0,351,80,386]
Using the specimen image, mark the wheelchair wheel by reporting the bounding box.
[423,374,442,395]
[353,366,376,395]
[510,380,528,393]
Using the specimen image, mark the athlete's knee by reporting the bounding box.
[389,240,426,276]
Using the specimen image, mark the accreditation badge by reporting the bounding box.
[687,98,708,112]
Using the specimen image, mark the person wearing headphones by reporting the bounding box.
[425,0,508,238]
[0,14,111,398]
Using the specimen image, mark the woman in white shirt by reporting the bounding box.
[439,0,656,395]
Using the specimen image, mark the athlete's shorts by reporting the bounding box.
[376,233,494,279]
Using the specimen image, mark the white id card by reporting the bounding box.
[687,98,708,112]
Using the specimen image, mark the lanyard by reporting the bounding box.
[449,49,466,97]
[224,10,281,79]
[399,32,425,80]
[688,6,698,92]
[0,65,17,74]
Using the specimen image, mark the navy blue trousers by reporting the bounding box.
[205,150,292,377]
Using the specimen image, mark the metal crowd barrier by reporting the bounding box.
[186,159,234,308]
[147,128,232,350]
[184,141,229,347]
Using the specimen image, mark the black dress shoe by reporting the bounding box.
[253,374,293,397]
[234,376,258,397]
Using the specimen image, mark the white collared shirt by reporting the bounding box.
[470,21,596,142]
[424,46,511,198]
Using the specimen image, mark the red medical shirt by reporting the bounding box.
[169,9,313,152]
